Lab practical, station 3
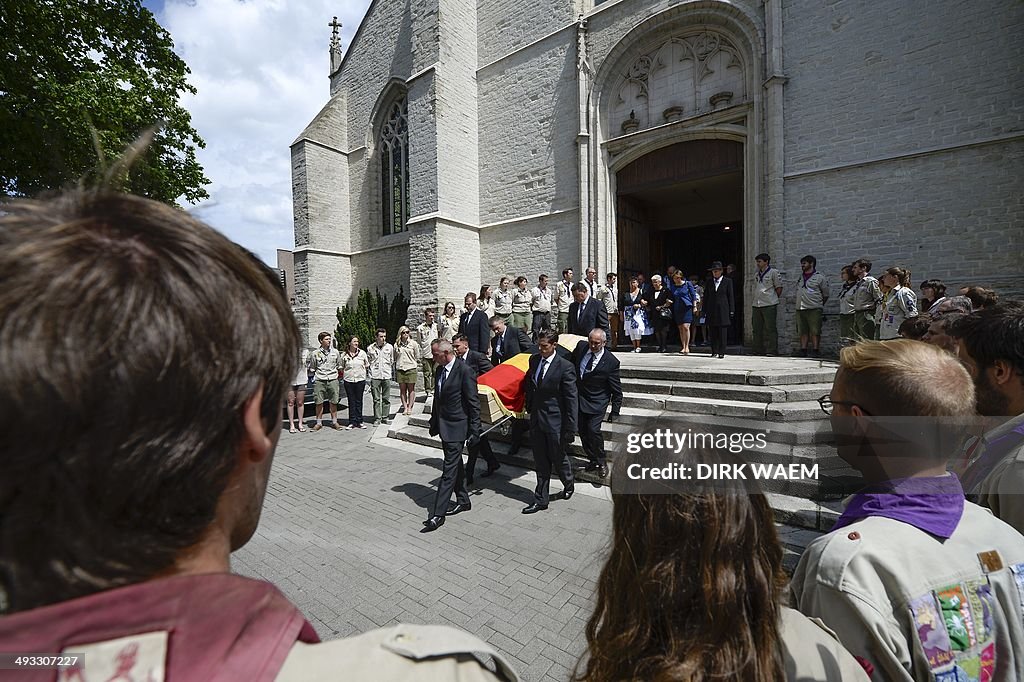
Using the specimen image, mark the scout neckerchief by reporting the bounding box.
[756,266,773,284]
[801,270,815,287]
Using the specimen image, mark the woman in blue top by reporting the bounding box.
[670,271,697,355]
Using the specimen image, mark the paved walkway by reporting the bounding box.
[240,407,824,681]
[235,425,611,682]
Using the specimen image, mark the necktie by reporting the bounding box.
[496,333,503,356]
[582,352,598,378]
[535,359,548,383]
[437,366,447,392]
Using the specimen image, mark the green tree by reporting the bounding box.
[0,0,209,204]
[336,287,410,350]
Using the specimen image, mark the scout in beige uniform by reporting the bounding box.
[278,624,517,681]
[952,302,1024,534]
[751,252,783,355]
[0,190,521,682]
[793,340,1024,682]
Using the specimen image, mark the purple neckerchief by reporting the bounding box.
[832,474,965,539]
[962,416,1024,494]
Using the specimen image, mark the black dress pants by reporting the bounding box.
[466,434,499,475]
[530,429,573,505]
[578,410,606,466]
[710,325,729,356]
[431,439,470,517]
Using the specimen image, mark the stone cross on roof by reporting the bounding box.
[329,16,343,73]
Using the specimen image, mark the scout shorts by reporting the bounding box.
[313,378,340,404]
[796,308,823,336]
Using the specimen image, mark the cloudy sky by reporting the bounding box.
[142,0,371,265]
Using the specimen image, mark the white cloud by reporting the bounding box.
[156,0,370,265]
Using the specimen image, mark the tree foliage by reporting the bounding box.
[336,287,411,350]
[0,0,210,204]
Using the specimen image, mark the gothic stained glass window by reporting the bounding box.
[380,99,409,235]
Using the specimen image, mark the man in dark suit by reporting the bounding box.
[453,334,501,484]
[703,261,735,359]
[523,331,578,513]
[458,292,491,354]
[567,283,610,337]
[424,339,480,532]
[571,329,622,479]
[489,315,535,364]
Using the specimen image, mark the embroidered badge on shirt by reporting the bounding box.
[910,592,955,669]
[934,667,968,682]
[965,580,995,644]
[937,584,977,651]
[977,550,1003,573]
[1011,563,1024,620]
[59,631,167,682]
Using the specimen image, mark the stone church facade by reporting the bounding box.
[291,0,1022,348]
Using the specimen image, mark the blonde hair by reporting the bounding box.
[838,340,974,417]
[650,274,662,284]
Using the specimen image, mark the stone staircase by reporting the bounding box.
[388,351,858,531]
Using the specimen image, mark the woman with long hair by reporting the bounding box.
[479,284,496,319]
[439,301,460,342]
[575,438,868,682]
[339,335,369,429]
[837,265,858,345]
[878,267,918,340]
[394,326,420,415]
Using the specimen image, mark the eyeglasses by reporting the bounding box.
[817,394,873,416]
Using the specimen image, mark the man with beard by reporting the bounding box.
[951,301,1024,533]
[792,340,1024,681]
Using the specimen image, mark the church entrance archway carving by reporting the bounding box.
[588,4,764,344]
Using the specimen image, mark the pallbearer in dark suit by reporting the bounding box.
[571,330,622,479]
[489,315,535,364]
[458,292,491,354]
[567,283,611,337]
[423,339,480,532]
[523,331,578,513]
[703,261,735,359]
[453,334,501,485]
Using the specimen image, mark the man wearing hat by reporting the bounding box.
[702,261,735,358]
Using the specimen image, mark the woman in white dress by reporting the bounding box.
[620,276,652,353]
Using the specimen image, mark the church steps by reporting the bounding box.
[622,394,828,422]
[618,363,838,387]
[620,378,835,404]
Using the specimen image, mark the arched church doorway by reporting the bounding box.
[615,138,745,341]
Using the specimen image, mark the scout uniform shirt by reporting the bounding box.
[779,607,871,681]
[878,285,919,340]
[311,346,342,381]
[851,275,883,313]
[797,271,829,309]
[791,474,1024,682]
[753,266,783,307]
[961,412,1024,535]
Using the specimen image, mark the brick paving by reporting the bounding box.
[235,423,612,682]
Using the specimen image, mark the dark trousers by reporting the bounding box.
[466,435,498,475]
[578,410,606,466]
[530,429,574,505]
[531,311,551,339]
[431,439,470,517]
[710,325,729,356]
[344,380,365,425]
[751,304,778,354]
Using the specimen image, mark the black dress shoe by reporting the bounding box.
[562,486,575,500]
[482,463,501,477]
[421,516,445,532]
[446,502,471,516]
[718,354,725,359]
[522,503,548,514]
